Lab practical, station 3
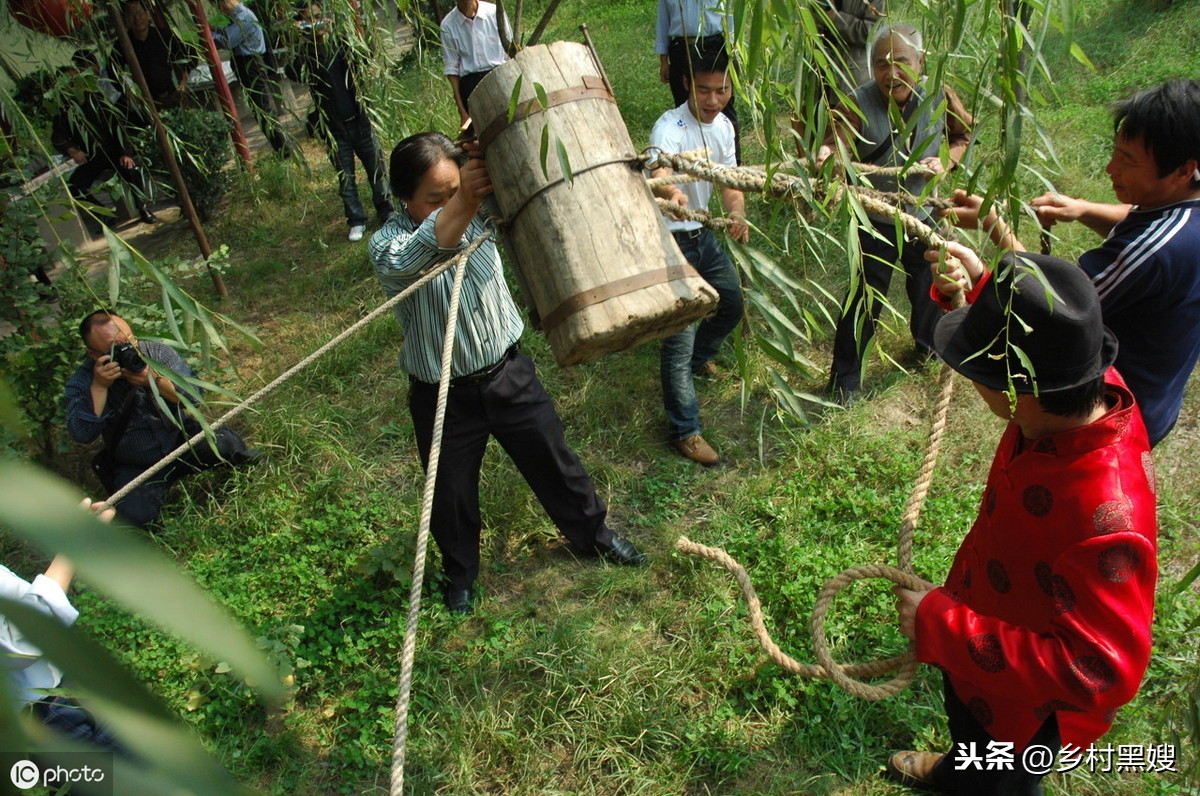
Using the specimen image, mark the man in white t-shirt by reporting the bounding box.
[647,50,748,466]
[441,0,512,125]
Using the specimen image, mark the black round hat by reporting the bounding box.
[933,252,1118,393]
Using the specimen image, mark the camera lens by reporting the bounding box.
[113,342,147,373]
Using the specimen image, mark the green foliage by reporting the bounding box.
[2,1,1198,794]
[0,452,282,792]
[0,188,99,461]
[155,108,234,222]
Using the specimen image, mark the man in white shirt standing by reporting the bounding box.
[647,49,748,467]
[655,0,739,163]
[441,0,512,126]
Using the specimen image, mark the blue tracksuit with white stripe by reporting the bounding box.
[1080,198,1200,446]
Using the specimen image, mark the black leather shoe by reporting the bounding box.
[444,587,475,615]
[138,205,159,224]
[603,534,647,566]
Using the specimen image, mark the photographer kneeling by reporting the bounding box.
[64,311,261,528]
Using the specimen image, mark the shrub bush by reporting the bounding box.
[156,107,233,222]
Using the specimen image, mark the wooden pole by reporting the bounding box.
[494,0,512,54]
[110,0,228,296]
[524,0,561,48]
[185,0,255,170]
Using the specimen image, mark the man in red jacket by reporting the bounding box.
[890,248,1158,795]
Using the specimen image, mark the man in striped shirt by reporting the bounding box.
[369,132,646,615]
[938,80,1200,446]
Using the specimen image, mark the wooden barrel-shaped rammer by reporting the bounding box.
[469,41,718,367]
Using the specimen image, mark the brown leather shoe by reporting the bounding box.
[696,360,729,381]
[885,750,943,790]
[672,434,720,466]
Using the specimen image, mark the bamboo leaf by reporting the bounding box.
[1172,559,1200,594]
[1067,42,1095,71]
[539,124,550,180]
[507,75,523,123]
[0,464,284,705]
[556,137,573,184]
[767,369,806,417]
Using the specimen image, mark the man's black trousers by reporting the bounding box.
[408,349,614,590]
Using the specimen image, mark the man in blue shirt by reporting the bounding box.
[212,0,292,157]
[64,311,260,527]
[940,80,1200,446]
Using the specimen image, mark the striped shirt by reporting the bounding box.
[369,207,523,383]
[1079,198,1200,445]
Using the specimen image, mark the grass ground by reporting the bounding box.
[16,0,1200,793]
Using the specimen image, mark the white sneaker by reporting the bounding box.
[348,224,366,242]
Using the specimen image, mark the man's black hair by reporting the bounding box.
[1112,80,1200,186]
[1038,375,1108,419]
[79,310,116,345]
[681,48,730,86]
[389,132,467,201]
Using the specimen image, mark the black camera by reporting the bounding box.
[111,341,147,373]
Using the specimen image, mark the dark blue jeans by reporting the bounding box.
[328,115,393,226]
[661,227,743,441]
[108,427,251,528]
[233,51,290,155]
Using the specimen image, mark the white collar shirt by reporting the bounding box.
[441,2,511,77]
[647,102,737,232]
[0,567,78,706]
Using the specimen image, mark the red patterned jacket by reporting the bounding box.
[914,371,1158,750]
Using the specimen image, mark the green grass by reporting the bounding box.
[17,0,1200,792]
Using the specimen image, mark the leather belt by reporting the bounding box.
[450,344,518,386]
[409,344,519,388]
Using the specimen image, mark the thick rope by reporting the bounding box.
[654,198,735,231]
[96,235,491,515]
[647,150,952,252]
[675,273,964,700]
[644,173,703,191]
[390,229,485,796]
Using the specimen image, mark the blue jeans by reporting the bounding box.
[328,114,393,226]
[661,228,744,441]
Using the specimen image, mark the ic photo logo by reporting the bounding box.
[10,759,39,790]
[7,757,110,791]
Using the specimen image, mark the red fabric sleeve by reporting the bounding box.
[930,267,992,311]
[915,531,1156,713]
